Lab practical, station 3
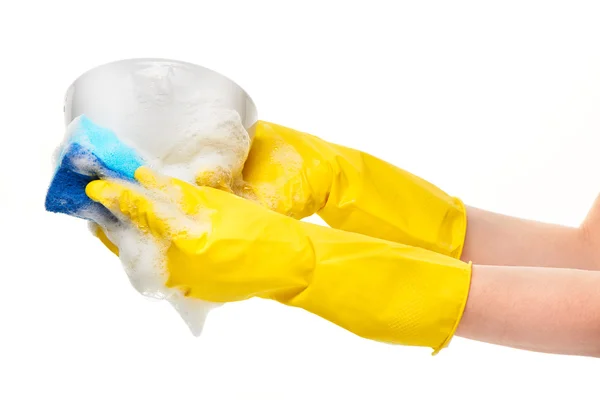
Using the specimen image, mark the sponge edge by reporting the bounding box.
[45,115,145,220]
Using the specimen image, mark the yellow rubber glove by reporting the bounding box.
[86,167,471,353]
[237,121,468,259]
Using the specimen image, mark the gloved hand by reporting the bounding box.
[86,166,471,353]
[234,121,467,258]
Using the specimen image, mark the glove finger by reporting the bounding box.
[195,166,234,193]
[92,223,120,256]
[134,166,245,215]
[86,179,170,239]
[134,166,207,215]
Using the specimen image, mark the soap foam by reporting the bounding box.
[155,108,250,187]
[58,101,251,335]
[123,62,252,189]
[85,188,219,336]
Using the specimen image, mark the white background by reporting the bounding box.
[1,1,599,399]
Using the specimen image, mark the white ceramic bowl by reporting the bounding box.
[63,58,258,157]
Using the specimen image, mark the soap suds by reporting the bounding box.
[56,64,253,335]
[152,107,250,190]
[77,171,221,335]
[125,62,252,190]
[85,184,219,336]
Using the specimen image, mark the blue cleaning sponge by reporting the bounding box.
[45,115,145,221]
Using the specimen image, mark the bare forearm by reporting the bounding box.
[456,264,600,357]
[461,206,597,270]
